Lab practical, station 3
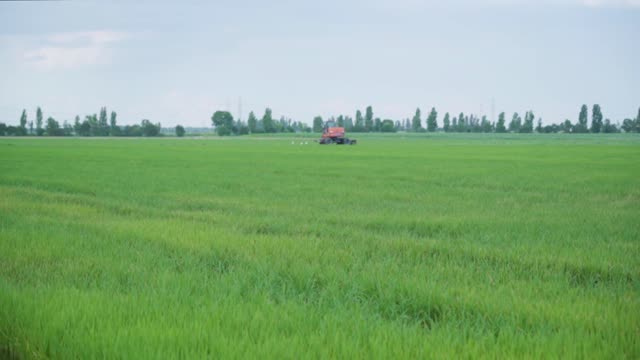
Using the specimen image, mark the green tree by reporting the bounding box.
[591,104,603,133]
[78,118,91,136]
[0,123,7,136]
[92,113,99,130]
[575,104,589,133]
[262,114,279,133]
[19,109,28,136]
[521,111,534,133]
[344,116,354,131]
[45,117,61,136]
[247,111,258,133]
[62,121,73,136]
[109,111,119,136]
[237,119,249,135]
[373,118,381,132]
[278,116,291,133]
[28,121,34,135]
[88,114,99,136]
[262,108,275,133]
[175,125,186,137]
[123,124,142,136]
[354,110,365,132]
[495,112,506,133]
[380,119,396,132]
[635,108,640,132]
[562,119,573,133]
[426,107,438,132]
[411,108,422,132]
[481,115,493,132]
[457,112,466,132]
[141,119,161,137]
[621,118,635,132]
[442,112,451,132]
[36,107,44,136]
[602,119,618,133]
[211,111,235,136]
[337,115,345,128]
[97,107,109,136]
[73,115,81,135]
[508,112,521,132]
[313,116,324,132]
[535,118,543,133]
[364,106,374,132]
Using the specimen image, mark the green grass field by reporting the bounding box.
[1,134,639,358]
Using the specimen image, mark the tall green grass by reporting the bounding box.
[1,134,639,358]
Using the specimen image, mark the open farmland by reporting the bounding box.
[0,134,639,358]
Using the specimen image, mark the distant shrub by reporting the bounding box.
[381,120,396,133]
[141,120,161,137]
[175,125,185,137]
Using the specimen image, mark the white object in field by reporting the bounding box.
[291,141,294,144]
[305,142,308,144]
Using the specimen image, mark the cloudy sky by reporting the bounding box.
[0,0,638,127]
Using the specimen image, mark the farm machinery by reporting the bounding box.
[318,120,357,145]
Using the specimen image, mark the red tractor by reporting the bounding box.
[318,120,357,145]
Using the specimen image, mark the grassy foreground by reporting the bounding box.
[1,134,639,358]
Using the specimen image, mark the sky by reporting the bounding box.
[0,0,638,127]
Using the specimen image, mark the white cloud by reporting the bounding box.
[502,0,640,6]
[22,31,130,70]
[369,0,640,9]
[48,30,129,45]
[489,0,640,6]
[580,0,640,7]
[24,46,105,69]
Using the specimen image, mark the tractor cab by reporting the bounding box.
[322,121,344,139]
[323,120,337,133]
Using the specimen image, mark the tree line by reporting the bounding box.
[0,107,169,137]
[211,108,312,136]
[3,104,638,137]
[212,104,640,135]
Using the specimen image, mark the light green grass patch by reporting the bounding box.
[1,134,639,358]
